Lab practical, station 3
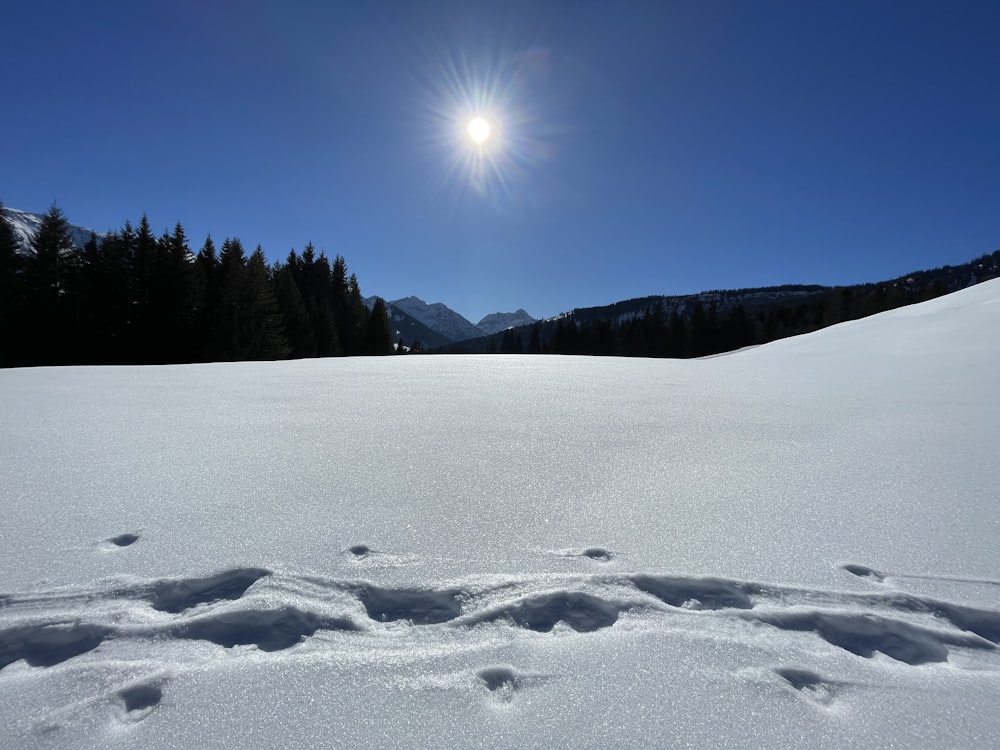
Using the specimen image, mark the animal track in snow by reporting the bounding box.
[843,564,885,582]
[470,591,625,633]
[148,568,272,613]
[0,622,112,671]
[172,606,357,652]
[843,562,1000,589]
[354,585,464,625]
[555,547,614,562]
[754,610,990,665]
[108,533,140,548]
[118,680,164,713]
[630,575,756,610]
[477,666,523,702]
[774,668,840,705]
[0,566,997,678]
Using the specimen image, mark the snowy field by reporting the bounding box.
[1,279,999,749]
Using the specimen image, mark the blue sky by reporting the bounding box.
[3,1,999,322]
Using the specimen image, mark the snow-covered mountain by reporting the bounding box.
[0,205,104,252]
[385,296,536,342]
[389,296,485,343]
[475,308,536,335]
[363,296,455,349]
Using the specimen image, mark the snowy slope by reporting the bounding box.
[476,308,537,335]
[1,280,999,749]
[0,205,104,252]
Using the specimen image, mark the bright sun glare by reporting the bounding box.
[411,43,552,202]
[467,116,491,144]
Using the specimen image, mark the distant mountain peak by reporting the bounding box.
[1,205,105,253]
[389,296,483,343]
[476,309,537,336]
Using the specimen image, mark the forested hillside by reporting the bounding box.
[439,252,1000,357]
[0,204,393,367]
[4,202,998,366]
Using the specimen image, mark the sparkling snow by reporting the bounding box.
[1,280,999,749]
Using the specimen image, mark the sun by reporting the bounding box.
[406,42,555,204]
[467,116,491,145]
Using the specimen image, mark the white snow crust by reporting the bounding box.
[2,280,999,749]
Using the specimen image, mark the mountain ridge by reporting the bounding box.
[1,205,105,252]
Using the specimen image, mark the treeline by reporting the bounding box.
[450,250,1000,357]
[475,300,757,357]
[0,204,393,367]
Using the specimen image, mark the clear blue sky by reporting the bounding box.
[3,1,999,322]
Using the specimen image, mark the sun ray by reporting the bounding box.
[401,31,559,210]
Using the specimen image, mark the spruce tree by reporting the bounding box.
[23,205,75,364]
[193,235,219,360]
[0,204,23,365]
[274,252,317,357]
[154,222,197,363]
[213,237,247,360]
[528,324,542,354]
[365,297,392,355]
[244,247,290,359]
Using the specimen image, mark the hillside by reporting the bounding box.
[438,251,1000,356]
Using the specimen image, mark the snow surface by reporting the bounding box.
[2,279,999,749]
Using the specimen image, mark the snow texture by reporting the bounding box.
[1,279,1000,748]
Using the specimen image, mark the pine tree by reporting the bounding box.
[130,215,158,358]
[364,297,393,355]
[274,252,317,357]
[346,272,368,355]
[0,204,23,365]
[23,205,76,364]
[330,254,353,353]
[528,324,542,354]
[244,247,290,359]
[89,227,135,363]
[500,327,523,353]
[212,237,247,360]
[153,222,197,363]
[193,235,219,360]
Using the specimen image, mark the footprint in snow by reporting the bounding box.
[96,532,141,551]
[117,679,165,721]
[477,666,533,703]
[775,667,841,706]
[842,564,885,582]
[557,547,614,562]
